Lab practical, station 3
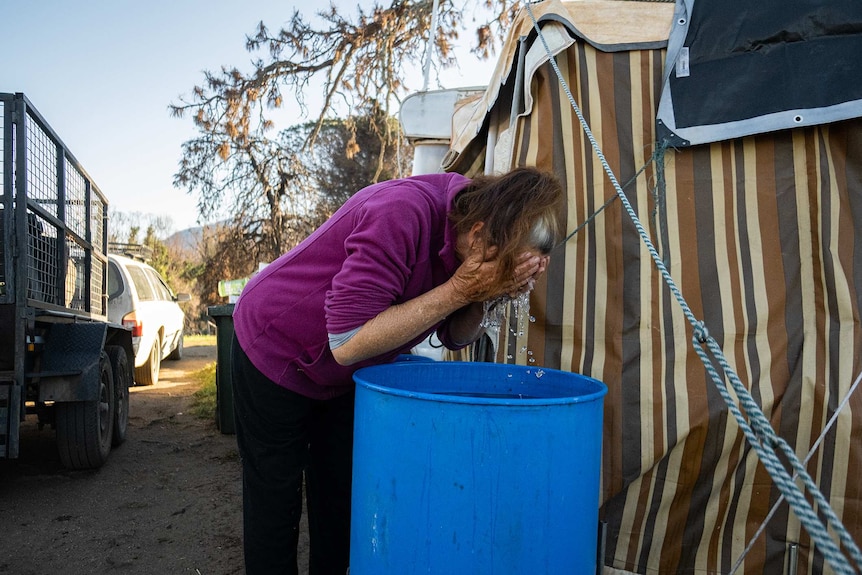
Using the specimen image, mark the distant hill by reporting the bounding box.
[165,225,205,254]
[165,219,237,256]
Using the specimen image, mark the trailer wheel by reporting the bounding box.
[135,338,161,386]
[107,345,131,446]
[56,352,115,469]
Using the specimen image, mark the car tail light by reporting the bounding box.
[122,311,143,337]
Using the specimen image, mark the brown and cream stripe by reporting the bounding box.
[446,9,862,573]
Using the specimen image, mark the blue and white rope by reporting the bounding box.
[524,3,862,573]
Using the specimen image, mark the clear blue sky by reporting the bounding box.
[1,1,492,234]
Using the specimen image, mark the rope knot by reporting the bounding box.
[694,322,710,343]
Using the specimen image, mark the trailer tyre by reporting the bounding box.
[107,345,131,446]
[56,352,115,470]
[135,338,161,386]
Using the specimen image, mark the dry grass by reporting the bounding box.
[190,363,217,419]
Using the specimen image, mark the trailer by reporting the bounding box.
[0,92,133,470]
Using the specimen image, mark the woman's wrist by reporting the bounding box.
[446,301,486,347]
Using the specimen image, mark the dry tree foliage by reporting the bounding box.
[168,1,514,281]
[171,1,514,160]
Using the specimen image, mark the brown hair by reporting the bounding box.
[449,167,564,278]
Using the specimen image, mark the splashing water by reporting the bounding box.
[481,289,532,330]
[481,286,534,362]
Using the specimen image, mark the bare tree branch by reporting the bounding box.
[170,0,509,280]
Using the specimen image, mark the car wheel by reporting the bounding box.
[56,352,115,469]
[134,338,161,386]
[168,331,184,361]
[106,345,131,446]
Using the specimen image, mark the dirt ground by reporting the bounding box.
[0,339,308,575]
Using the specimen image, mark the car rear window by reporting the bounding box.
[145,268,174,301]
[128,266,156,301]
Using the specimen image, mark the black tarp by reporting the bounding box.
[656,0,862,146]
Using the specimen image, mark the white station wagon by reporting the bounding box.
[107,253,190,385]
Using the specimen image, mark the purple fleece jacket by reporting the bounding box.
[232,172,471,399]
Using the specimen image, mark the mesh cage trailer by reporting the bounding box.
[0,93,133,469]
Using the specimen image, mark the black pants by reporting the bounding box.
[231,334,354,575]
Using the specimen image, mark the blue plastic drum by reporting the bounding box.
[350,361,607,574]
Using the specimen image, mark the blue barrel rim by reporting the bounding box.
[353,361,608,406]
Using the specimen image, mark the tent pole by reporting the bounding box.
[785,543,798,575]
[422,0,441,92]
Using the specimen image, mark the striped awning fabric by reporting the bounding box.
[444,1,862,573]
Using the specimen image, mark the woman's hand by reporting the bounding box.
[509,251,549,297]
[449,247,545,304]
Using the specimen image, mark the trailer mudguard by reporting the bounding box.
[36,322,108,402]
